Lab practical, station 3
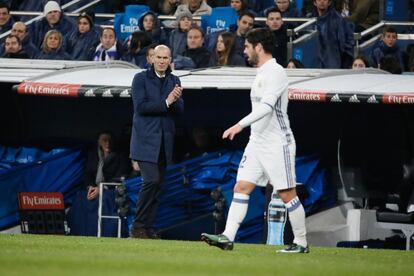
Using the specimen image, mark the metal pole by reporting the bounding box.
[97,183,103,238]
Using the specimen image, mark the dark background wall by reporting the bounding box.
[1,82,414,200]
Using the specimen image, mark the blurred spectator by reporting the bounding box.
[206,0,229,7]
[93,27,123,61]
[121,31,153,68]
[66,12,101,61]
[351,55,370,69]
[263,0,301,17]
[246,0,275,13]
[159,0,181,15]
[205,11,255,58]
[168,10,193,58]
[35,29,70,60]
[85,131,129,201]
[0,2,13,36]
[230,0,254,16]
[174,0,212,26]
[2,34,29,58]
[174,25,210,69]
[146,42,157,66]
[138,11,167,44]
[312,0,354,68]
[208,31,245,66]
[286,58,305,68]
[301,0,314,16]
[335,0,379,32]
[265,7,287,67]
[29,1,76,49]
[369,26,406,71]
[379,56,402,74]
[11,22,38,58]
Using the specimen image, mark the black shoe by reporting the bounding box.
[201,233,234,250]
[278,243,310,253]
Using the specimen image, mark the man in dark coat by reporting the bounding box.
[265,7,288,67]
[312,0,354,69]
[180,25,210,69]
[29,1,76,49]
[2,34,29,59]
[0,2,13,37]
[11,21,38,58]
[130,45,184,239]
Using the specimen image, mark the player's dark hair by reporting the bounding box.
[245,28,275,55]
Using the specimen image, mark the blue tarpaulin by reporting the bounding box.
[0,146,84,230]
[125,151,333,243]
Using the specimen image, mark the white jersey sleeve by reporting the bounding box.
[238,60,288,129]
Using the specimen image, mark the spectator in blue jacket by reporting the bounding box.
[66,12,101,61]
[29,1,76,49]
[122,31,153,68]
[369,26,406,71]
[230,0,257,16]
[263,0,301,17]
[35,29,70,60]
[138,11,167,44]
[9,22,38,58]
[168,10,193,58]
[312,0,354,68]
[0,2,14,37]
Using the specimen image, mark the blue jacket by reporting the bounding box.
[138,11,167,44]
[29,14,76,48]
[66,27,101,61]
[315,7,354,68]
[0,17,14,37]
[121,47,149,68]
[35,47,71,60]
[369,40,406,70]
[167,29,187,58]
[130,67,184,164]
[21,36,39,58]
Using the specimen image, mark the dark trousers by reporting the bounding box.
[133,149,166,229]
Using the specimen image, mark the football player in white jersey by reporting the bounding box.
[202,28,308,253]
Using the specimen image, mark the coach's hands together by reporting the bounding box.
[166,84,183,106]
[222,124,243,140]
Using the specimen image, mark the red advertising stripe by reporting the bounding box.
[18,192,64,210]
[382,94,414,105]
[288,88,327,102]
[16,82,81,97]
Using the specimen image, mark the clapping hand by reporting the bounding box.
[166,84,183,106]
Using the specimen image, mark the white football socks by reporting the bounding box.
[222,193,250,242]
[285,196,307,247]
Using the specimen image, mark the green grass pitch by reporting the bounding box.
[1,234,413,275]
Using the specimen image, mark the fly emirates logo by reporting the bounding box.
[22,195,62,207]
[383,94,414,104]
[23,84,71,96]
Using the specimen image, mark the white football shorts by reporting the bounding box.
[236,142,296,190]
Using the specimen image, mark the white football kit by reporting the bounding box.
[236,58,296,190]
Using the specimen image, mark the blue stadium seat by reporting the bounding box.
[201,7,238,35]
[384,0,411,21]
[292,33,318,68]
[114,5,150,41]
